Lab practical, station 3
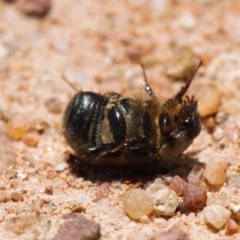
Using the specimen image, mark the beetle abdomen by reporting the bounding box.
[63,92,108,151]
[63,91,157,165]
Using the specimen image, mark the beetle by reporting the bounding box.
[63,61,202,167]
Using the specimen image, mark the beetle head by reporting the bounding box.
[158,60,202,161]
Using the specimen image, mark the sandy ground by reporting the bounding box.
[0,0,240,239]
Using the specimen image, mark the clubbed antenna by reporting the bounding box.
[62,74,78,92]
[140,63,155,97]
[175,59,203,103]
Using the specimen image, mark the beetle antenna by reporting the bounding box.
[140,63,155,98]
[62,74,78,92]
[175,59,202,103]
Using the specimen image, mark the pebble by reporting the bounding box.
[187,165,203,184]
[146,178,166,196]
[226,126,239,144]
[181,183,207,212]
[45,98,62,114]
[212,127,224,141]
[17,171,28,180]
[95,199,111,213]
[71,203,85,214]
[55,163,68,172]
[203,204,231,229]
[153,227,189,240]
[122,189,154,220]
[152,188,179,216]
[17,0,51,17]
[52,215,101,240]
[189,82,221,117]
[169,175,186,196]
[165,47,199,80]
[44,185,53,195]
[5,215,37,234]
[228,174,240,188]
[206,192,230,208]
[22,132,39,147]
[34,120,50,134]
[203,155,227,186]
[5,214,49,236]
[5,114,29,140]
[94,182,111,202]
[139,215,151,224]
[228,199,240,220]
[225,219,239,235]
[126,230,149,240]
[11,192,24,202]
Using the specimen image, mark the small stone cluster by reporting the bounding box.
[122,159,239,235]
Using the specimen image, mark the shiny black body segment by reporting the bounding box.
[63,91,158,166]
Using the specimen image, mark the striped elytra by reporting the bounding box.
[63,62,202,166]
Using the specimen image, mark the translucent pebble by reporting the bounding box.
[203,204,231,229]
[5,115,29,140]
[189,82,221,117]
[146,178,166,196]
[203,155,227,186]
[169,175,186,196]
[213,127,224,141]
[55,163,68,172]
[152,188,179,216]
[123,189,154,220]
[187,165,203,183]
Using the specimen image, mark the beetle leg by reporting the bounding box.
[159,111,177,135]
[159,130,193,161]
[88,136,150,157]
[88,142,120,157]
[175,59,202,103]
[87,137,157,165]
